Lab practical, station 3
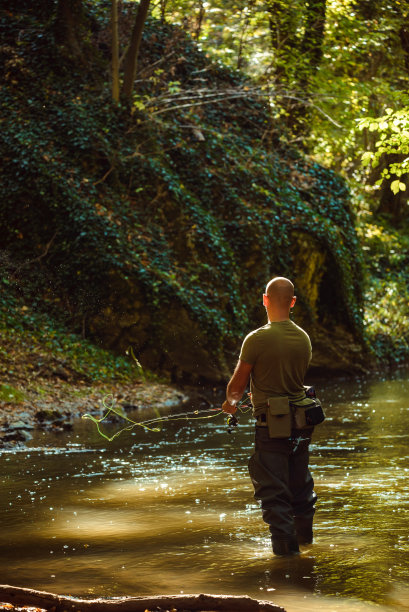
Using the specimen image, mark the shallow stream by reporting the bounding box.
[2,371,409,611]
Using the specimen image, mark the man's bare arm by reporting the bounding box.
[222,360,253,414]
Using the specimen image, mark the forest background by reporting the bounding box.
[1,0,409,405]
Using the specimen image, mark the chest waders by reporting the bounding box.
[248,388,324,556]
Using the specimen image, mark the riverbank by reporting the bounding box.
[0,293,192,448]
[0,373,188,449]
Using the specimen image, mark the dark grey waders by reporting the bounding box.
[248,426,317,555]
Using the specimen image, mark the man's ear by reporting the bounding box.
[290,296,297,308]
[263,293,269,307]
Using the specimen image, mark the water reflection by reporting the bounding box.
[1,370,409,611]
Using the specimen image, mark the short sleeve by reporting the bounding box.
[239,331,259,365]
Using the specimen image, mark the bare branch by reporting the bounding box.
[94,166,115,186]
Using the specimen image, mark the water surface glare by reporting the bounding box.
[1,372,409,611]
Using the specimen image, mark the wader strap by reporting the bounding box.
[255,413,268,427]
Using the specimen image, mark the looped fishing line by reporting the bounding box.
[83,394,252,442]
[82,347,252,441]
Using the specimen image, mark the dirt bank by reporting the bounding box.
[0,375,189,449]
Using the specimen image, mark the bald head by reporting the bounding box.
[265,277,295,310]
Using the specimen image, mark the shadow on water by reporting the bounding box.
[1,369,409,611]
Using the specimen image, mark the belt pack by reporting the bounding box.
[265,386,325,438]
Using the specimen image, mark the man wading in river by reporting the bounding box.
[222,277,320,556]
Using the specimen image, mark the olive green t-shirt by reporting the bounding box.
[239,319,312,416]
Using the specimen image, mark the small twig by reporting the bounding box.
[136,50,176,77]
[13,231,58,276]
[94,166,114,186]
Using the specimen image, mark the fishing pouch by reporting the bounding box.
[266,397,291,438]
[305,401,325,426]
[290,391,325,429]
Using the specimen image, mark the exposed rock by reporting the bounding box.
[87,230,367,383]
[7,420,34,431]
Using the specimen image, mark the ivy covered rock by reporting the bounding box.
[0,3,368,382]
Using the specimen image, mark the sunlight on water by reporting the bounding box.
[1,370,409,611]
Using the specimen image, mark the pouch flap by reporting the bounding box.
[267,397,290,415]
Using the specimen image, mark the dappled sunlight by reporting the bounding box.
[2,374,409,610]
[47,505,253,541]
[78,470,252,507]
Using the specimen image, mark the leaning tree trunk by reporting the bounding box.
[0,585,285,612]
[122,0,151,99]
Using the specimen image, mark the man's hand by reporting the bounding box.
[222,400,237,414]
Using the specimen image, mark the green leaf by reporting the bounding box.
[361,151,373,166]
[391,180,401,195]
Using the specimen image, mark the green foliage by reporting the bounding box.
[0,384,25,404]
[0,1,365,376]
[359,217,409,363]
[359,106,409,190]
[308,0,409,180]
[153,0,409,210]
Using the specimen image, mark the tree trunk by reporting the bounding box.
[290,0,326,141]
[194,0,205,40]
[122,0,151,99]
[354,0,382,20]
[111,0,120,102]
[399,23,409,73]
[0,585,285,612]
[266,0,299,82]
[54,0,86,62]
[237,0,257,70]
[265,0,327,143]
[300,0,326,72]
[159,0,169,22]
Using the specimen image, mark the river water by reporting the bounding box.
[1,371,409,612]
